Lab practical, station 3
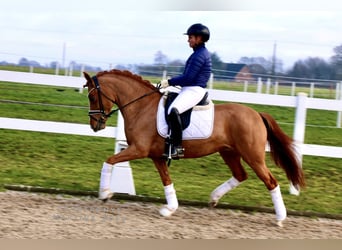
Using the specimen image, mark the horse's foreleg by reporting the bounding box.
[153,158,179,217]
[99,162,114,201]
[99,145,147,201]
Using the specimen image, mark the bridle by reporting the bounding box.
[87,76,116,121]
[87,75,160,122]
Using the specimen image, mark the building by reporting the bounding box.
[215,63,253,82]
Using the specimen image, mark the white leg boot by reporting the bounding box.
[210,177,241,207]
[159,183,179,217]
[270,185,287,227]
[99,162,114,200]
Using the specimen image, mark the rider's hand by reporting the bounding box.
[160,79,169,88]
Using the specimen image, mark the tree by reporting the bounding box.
[18,58,30,66]
[18,57,41,67]
[210,52,224,69]
[330,44,342,79]
[50,61,59,69]
[154,51,168,66]
[288,60,310,78]
[331,44,342,65]
[287,57,333,80]
[166,59,185,74]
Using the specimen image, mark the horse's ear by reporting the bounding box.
[83,71,92,81]
[83,71,94,88]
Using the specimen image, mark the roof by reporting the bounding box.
[216,63,249,80]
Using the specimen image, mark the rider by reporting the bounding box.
[160,23,212,158]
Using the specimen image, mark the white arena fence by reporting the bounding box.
[1,70,342,194]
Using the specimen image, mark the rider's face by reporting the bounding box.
[187,35,203,48]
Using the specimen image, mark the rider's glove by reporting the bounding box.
[160,79,169,88]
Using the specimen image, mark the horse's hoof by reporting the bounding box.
[159,205,176,217]
[99,189,113,201]
[276,220,284,227]
[208,200,218,208]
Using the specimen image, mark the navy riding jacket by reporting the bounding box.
[168,43,212,88]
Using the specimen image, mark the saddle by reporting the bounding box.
[164,92,210,130]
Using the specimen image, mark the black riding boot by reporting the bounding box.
[163,108,184,159]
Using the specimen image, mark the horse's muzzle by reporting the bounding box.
[89,115,107,132]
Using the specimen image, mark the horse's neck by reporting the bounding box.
[105,75,159,117]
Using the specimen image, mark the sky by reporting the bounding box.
[1,0,342,71]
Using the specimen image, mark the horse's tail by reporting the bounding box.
[259,112,306,188]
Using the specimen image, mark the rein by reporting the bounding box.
[88,76,160,119]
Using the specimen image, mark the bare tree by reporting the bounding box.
[154,51,168,66]
[287,57,333,80]
[330,44,342,79]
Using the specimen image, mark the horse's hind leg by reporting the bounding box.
[209,150,248,207]
[243,153,287,226]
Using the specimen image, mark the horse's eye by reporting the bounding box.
[89,94,96,102]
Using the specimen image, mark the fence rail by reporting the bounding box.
[0,117,116,138]
[208,88,342,111]
[0,70,84,88]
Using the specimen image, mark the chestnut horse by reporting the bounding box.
[83,69,305,227]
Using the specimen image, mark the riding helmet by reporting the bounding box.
[184,23,210,42]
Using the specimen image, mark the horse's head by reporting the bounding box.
[83,72,116,132]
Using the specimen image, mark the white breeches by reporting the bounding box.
[167,86,206,114]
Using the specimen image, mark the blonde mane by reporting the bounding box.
[96,69,156,90]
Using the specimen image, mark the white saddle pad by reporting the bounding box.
[156,96,215,140]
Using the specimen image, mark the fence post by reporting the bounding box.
[291,82,296,96]
[243,80,248,92]
[78,65,85,94]
[310,82,314,97]
[69,63,73,76]
[257,77,262,93]
[337,82,342,128]
[110,111,136,195]
[162,70,167,80]
[55,62,59,75]
[80,64,85,77]
[266,78,271,94]
[290,92,308,195]
[274,81,279,95]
